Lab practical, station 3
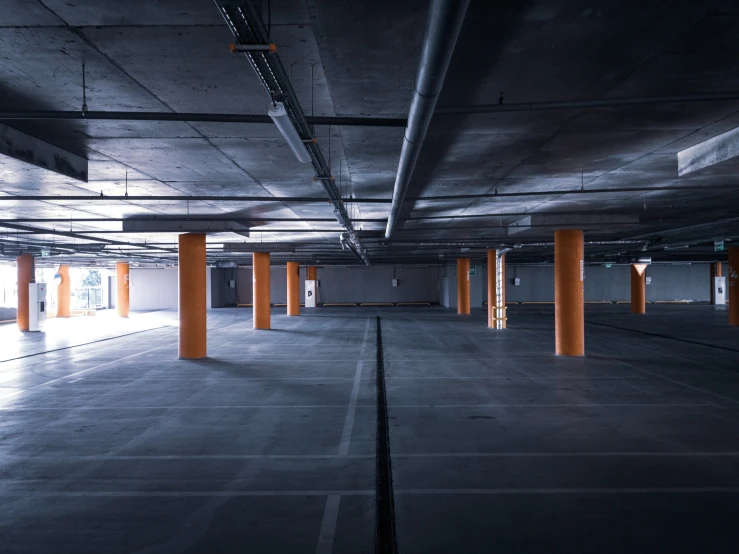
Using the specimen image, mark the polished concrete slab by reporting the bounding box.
[1,305,739,552]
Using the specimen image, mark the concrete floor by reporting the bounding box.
[2,305,739,553]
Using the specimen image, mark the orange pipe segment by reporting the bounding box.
[457,258,470,315]
[730,248,739,326]
[307,266,317,281]
[116,262,130,318]
[554,230,584,356]
[57,264,71,318]
[178,234,207,359]
[631,264,646,314]
[253,252,271,329]
[16,254,33,331]
[287,261,300,316]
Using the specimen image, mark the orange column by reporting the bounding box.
[57,264,71,318]
[730,248,739,326]
[253,252,271,329]
[630,264,646,314]
[457,258,470,315]
[307,266,317,281]
[178,234,206,359]
[554,230,584,356]
[287,261,300,316]
[710,263,716,304]
[116,262,130,318]
[16,254,34,331]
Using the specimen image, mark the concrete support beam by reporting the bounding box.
[509,214,638,235]
[554,230,584,356]
[253,252,271,329]
[57,264,70,318]
[678,127,739,176]
[457,258,470,315]
[16,254,33,331]
[178,234,207,359]
[0,123,87,181]
[631,264,646,314]
[116,262,130,318]
[287,261,299,316]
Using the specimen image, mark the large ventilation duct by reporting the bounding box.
[384,0,470,239]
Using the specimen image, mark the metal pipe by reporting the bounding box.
[436,92,739,115]
[385,0,470,239]
[0,110,405,128]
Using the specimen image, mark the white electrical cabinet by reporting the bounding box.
[714,276,727,305]
[305,279,317,308]
[28,282,47,332]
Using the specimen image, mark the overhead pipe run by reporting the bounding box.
[435,92,739,115]
[385,0,470,240]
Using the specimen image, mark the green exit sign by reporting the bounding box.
[715,240,725,252]
[605,263,613,269]
[469,265,476,277]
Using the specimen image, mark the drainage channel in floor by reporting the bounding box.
[375,316,398,554]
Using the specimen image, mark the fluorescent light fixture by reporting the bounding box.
[268,102,311,163]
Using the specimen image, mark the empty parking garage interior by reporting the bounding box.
[3,0,739,552]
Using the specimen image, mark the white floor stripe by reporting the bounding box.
[315,494,341,554]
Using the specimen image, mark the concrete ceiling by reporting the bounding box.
[1,0,738,266]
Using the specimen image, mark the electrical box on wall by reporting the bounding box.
[305,279,317,308]
[28,282,47,332]
[229,280,236,288]
[646,277,652,285]
[392,279,398,287]
[513,277,521,286]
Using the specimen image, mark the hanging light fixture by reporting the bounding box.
[268,102,311,163]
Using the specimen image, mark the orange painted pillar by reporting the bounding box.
[630,264,646,314]
[253,252,271,329]
[554,230,584,356]
[116,262,130,318]
[178,234,207,359]
[57,264,71,318]
[307,266,317,281]
[457,258,470,315]
[287,261,300,316]
[16,254,34,331]
[729,248,739,326]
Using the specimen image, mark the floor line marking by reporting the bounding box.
[0,490,375,498]
[337,318,372,456]
[0,320,246,402]
[315,494,341,554]
[586,338,739,407]
[8,451,739,461]
[394,487,739,495]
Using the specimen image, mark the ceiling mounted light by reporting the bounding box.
[268,102,311,164]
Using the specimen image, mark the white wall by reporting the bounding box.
[129,268,178,311]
